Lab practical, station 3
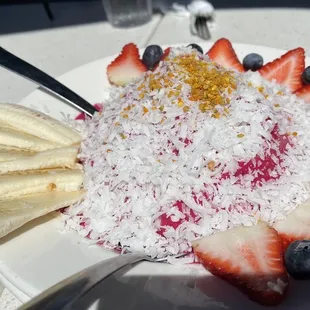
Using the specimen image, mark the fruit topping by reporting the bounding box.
[258,48,305,92]
[107,43,147,86]
[187,43,203,54]
[75,103,103,121]
[284,240,310,280]
[273,198,310,251]
[161,47,171,60]
[243,53,264,71]
[295,84,310,103]
[207,38,245,72]
[302,66,310,84]
[192,223,288,306]
[153,47,171,70]
[142,45,163,70]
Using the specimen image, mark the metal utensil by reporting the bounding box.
[0,47,97,117]
[18,252,185,310]
[194,16,211,40]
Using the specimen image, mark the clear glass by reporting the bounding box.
[102,0,153,28]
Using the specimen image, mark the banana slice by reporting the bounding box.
[0,146,80,174]
[0,144,36,153]
[0,169,83,199]
[0,126,62,152]
[0,149,34,162]
[0,190,85,238]
[0,103,81,146]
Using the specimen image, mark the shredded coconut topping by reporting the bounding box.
[64,47,310,260]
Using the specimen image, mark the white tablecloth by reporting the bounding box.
[1,2,310,309]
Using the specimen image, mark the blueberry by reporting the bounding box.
[284,240,310,280]
[302,66,310,84]
[187,44,203,54]
[142,45,163,70]
[242,53,264,71]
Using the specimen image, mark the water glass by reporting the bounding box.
[102,0,153,28]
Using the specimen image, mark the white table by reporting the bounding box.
[1,2,310,309]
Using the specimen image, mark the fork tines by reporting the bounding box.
[194,16,211,40]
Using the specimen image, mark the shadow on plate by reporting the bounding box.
[0,212,60,246]
[66,267,310,310]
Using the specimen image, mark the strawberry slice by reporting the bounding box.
[207,38,245,72]
[273,199,310,251]
[107,43,147,86]
[294,84,310,103]
[161,47,171,60]
[192,223,288,306]
[259,48,305,92]
[153,47,171,71]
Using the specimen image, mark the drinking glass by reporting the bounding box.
[102,0,153,28]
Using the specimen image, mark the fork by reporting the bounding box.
[194,16,211,41]
[19,252,185,310]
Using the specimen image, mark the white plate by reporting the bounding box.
[1,43,310,310]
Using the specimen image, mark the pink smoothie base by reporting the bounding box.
[72,103,291,255]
